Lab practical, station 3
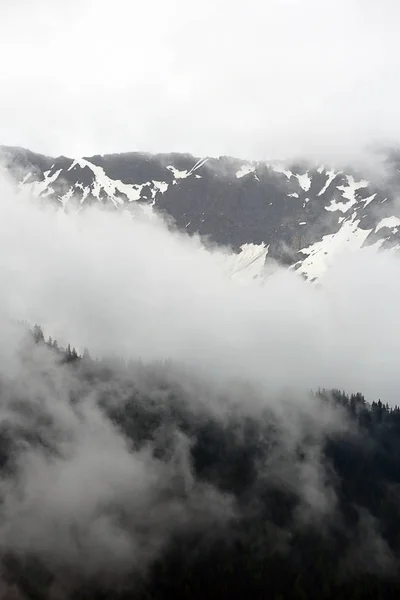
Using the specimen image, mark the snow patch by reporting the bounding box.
[317,169,337,196]
[70,158,140,206]
[363,193,376,208]
[187,157,209,177]
[23,168,62,196]
[215,243,269,284]
[167,165,189,179]
[375,216,400,233]
[325,175,369,213]
[58,188,74,207]
[236,164,255,178]
[271,164,293,179]
[296,171,312,192]
[295,214,372,280]
[153,181,168,194]
[20,171,33,185]
[66,158,172,206]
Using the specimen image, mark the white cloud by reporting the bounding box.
[0,0,399,164]
[1,173,400,403]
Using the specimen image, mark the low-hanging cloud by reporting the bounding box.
[0,173,398,596]
[0,0,399,168]
[1,171,400,404]
[0,325,237,589]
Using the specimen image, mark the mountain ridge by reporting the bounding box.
[2,145,400,282]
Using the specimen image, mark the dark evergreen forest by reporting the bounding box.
[1,325,400,599]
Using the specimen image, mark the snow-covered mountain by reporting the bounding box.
[2,145,400,282]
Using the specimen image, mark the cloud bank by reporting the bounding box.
[0,0,399,166]
[1,172,400,403]
[0,168,399,597]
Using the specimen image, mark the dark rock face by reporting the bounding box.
[2,145,400,279]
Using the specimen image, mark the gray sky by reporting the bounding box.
[1,0,399,162]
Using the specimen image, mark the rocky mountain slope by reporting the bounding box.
[2,145,400,282]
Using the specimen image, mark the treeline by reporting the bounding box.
[32,324,81,362]
[1,325,400,599]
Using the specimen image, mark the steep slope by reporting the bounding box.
[2,145,400,281]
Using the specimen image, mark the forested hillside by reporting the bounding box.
[0,326,400,599]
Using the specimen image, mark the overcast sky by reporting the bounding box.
[0,0,399,162]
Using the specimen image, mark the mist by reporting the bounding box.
[0,171,400,596]
[1,0,399,169]
[1,1,400,596]
[0,172,399,403]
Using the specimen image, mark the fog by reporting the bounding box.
[1,0,399,167]
[0,168,398,596]
[0,330,237,594]
[0,2,399,596]
[0,172,399,404]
